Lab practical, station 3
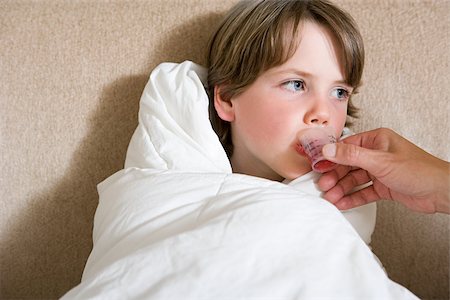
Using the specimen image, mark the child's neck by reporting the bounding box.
[230,156,284,182]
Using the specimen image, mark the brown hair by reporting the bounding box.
[206,0,364,156]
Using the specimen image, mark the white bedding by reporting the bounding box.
[62,61,418,299]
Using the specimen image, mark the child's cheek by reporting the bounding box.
[251,112,291,143]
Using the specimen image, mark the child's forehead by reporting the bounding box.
[259,20,337,62]
[261,22,345,74]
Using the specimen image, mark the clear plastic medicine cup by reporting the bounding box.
[298,126,338,173]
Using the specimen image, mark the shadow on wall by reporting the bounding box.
[150,12,223,70]
[1,12,222,299]
[1,75,145,299]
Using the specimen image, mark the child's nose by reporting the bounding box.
[303,98,330,126]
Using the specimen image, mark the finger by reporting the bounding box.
[332,185,381,210]
[317,166,343,191]
[322,169,372,203]
[336,168,373,195]
[317,164,356,191]
[322,142,387,177]
[319,165,368,193]
[333,163,361,181]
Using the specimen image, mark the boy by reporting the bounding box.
[207,0,375,244]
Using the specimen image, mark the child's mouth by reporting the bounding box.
[295,127,338,173]
[295,143,309,159]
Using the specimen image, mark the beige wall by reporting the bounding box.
[1,1,448,299]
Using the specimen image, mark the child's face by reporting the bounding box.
[223,21,351,181]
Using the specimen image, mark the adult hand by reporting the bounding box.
[318,128,450,214]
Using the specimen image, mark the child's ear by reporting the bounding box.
[214,85,235,122]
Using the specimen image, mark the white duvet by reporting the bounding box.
[62,61,418,299]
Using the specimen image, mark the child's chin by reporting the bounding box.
[283,166,313,181]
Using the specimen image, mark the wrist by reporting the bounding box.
[434,159,450,214]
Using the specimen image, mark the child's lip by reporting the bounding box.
[295,143,307,157]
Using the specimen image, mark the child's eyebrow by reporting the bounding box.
[268,68,313,78]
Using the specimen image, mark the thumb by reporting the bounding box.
[322,142,384,173]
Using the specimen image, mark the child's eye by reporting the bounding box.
[331,88,351,100]
[282,80,305,92]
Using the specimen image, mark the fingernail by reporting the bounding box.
[322,143,336,157]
